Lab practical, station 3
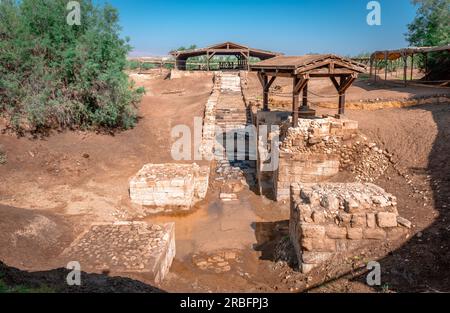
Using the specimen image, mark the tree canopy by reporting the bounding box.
[407,0,450,79]
[0,0,144,133]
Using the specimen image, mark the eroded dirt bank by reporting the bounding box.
[0,72,449,292]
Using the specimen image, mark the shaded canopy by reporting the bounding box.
[169,41,283,60]
[251,54,366,76]
[371,44,450,61]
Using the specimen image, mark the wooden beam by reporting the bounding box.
[338,93,346,115]
[302,83,308,109]
[253,71,294,78]
[263,74,269,111]
[369,56,373,78]
[292,76,300,127]
[338,75,356,94]
[293,76,308,94]
[267,76,276,90]
[330,77,340,91]
[257,72,265,88]
[384,51,388,83]
[403,54,408,86]
[410,53,414,80]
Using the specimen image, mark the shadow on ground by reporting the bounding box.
[0,261,165,293]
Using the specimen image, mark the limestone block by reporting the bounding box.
[326,225,347,239]
[290,183,409,273]
[60,222,175,284]
[129,163,209,210]
[376,212,398,228]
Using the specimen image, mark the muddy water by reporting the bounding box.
[144,190,270,261]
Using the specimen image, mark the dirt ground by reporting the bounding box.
[243,72,449,108]
[0,72,449,293]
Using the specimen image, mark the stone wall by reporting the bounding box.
[274,117,359,201]
[61,222,176,283]
[290,183,411,273]
[129,163,209,210]
[275,153,340,200]
[199,73,221,160]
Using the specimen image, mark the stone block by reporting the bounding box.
[289,182,409,274]
[351,213,367,227]
[366,213,376,228]
[326,225,347,239]
[377,212,398,228]
[129,163,209,210]
[347,227,363,240]
[302,252,333,264]
[60,222,175,283]
[301,224,325,239]
[364,228,386,240]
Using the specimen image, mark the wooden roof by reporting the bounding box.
[250,54,366,76]
[170,41,283,60]
[371,44,450,60]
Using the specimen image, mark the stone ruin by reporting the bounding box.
[61,222,175,283]
[274,117,359,201]
[129,163,209,212]
[271,116,394,199]
[290,183,411,273]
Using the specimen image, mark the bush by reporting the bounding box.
[0,0,144,132]
[407,0,450,80]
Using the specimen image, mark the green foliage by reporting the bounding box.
[407,0,450,79]
[0,272,54,293]
[0,0,144,132]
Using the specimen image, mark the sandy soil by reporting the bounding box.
[0,72,449,293]
[244,72,449,108]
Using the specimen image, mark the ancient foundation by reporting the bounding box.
[61,222,175,283]
[129,163,209,211]
[274,117,359,201]
[290,183,411,273]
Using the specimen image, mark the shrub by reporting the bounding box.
[0,0,144,132]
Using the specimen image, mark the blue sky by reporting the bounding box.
[96,0,418,57]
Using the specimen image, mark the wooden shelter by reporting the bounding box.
[250,54,366,126]
[370,44,450,85]
[170,42,282,71]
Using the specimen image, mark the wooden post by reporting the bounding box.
[331,75,355,116]
[292,76,300,127]
[410,53,414,81]
[206,51,210,72]
[369,56,373,79]
[403,54,407,86]
[338,93,346,115]
[263,74,269,111]
[424,52,428,81]
[302,82,308,110]
[374,60,377,82]
[384,51,388,83]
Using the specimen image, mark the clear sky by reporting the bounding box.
[96,0,418,57]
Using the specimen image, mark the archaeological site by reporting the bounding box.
[0,0,449,301]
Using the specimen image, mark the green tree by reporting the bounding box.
[406,0,450,79]
[0,0,144,133]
